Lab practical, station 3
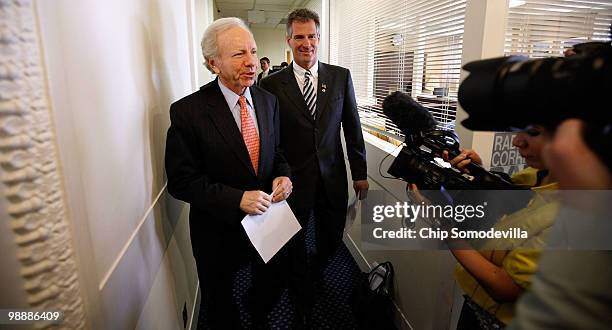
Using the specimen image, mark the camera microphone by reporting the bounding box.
[382,91,437,138]
[382,91,516,189]
[382,91,461,157]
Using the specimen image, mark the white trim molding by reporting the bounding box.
[0,0,87,327]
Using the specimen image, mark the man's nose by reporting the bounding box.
[245,53,257,67]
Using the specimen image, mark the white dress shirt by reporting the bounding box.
[218,79,260,135]
[292,61,319,98]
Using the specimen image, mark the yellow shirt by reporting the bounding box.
[454,167,559,325]
[511,166,539,187]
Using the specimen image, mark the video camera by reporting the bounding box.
[383,92,517,190]
[459,41,612,170]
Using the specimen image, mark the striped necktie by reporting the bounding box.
[239,95,259,174]
[303,70,316,118]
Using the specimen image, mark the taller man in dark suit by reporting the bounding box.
[165,17,292,329]
[260,8,369,321]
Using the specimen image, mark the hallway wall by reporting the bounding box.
[304,0,328,63]
[194,0,216,87]
[32,0,198,328]
[252,27,290,70]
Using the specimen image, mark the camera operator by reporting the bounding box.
[542,119,611,190]
[444,126,556,187]
[409,125,559,329]
[508,119,612,329]
[451,36,612,328]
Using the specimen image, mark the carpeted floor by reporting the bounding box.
[197,217,364,329]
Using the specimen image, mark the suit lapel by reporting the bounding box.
[251,88,268,178]
[281,63,315,123]
[203,80,256,176]
[316,62,332,123]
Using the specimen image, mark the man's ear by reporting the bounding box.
[208,58,220,74]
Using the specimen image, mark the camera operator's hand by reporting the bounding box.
[442,149,483,173]
[543,119,612,189]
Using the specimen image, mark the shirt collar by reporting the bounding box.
[218,79,253,110]
[293,60,319,79]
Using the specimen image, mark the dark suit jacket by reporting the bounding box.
[257,69,274,86]
[260,62,367,212]
[165,79,290,265]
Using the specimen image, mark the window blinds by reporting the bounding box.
[505,0,612,58]
[330,0,611,143]
[330,0,467,140]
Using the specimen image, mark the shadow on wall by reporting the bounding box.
[128,0,172,200]
[128,0,197,325]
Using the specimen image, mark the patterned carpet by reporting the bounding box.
[197,217,363,329]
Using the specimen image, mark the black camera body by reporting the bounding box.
[387,129,517,190]
[381,91,518,191]
[459,42,612,170]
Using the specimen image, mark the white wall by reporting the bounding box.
[305,0,329,63]
[194,0,216,87]
[252,27,290,71]
[36,0,198,328]
[455,0,509,149]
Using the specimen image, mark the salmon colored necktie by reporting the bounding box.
[239,95,259,174]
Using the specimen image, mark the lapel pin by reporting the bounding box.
[321,84,327,93]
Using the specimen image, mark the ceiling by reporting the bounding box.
[214,0,312,29]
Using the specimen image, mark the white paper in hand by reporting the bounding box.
[346,190,367,233]
[241,200,301,263]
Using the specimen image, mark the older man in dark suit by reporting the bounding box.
[165,17,292,329]
[260,8,369,324]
